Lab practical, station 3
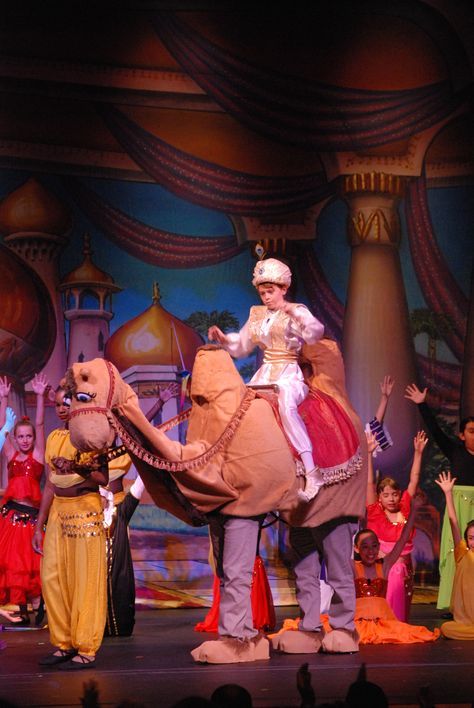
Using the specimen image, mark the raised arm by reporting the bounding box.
[383,497,418,576]
[365,430,378,506]
[30,372,49,461]
[0,376,16,460]
[406,431,429,497]
[374,375,394,424]
[405,383,455,460]
[435,471,461,547]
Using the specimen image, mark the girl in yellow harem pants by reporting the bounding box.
[41,492,106,658]
[32,398,109,671]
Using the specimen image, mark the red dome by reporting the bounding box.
[0,178,71,236]
[0,244,56,383]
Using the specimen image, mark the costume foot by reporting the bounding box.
[298,468,324,502]
[34,599,46,627]
[191,635,270,664]
[38,649,77,666]
[58,654,96,671]
[321,629,359,654]
[271,628,324,654]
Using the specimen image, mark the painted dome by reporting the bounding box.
[104,283,203,372]
[0,244,56,383]
[61,234,119,290]
[0,178,71,236]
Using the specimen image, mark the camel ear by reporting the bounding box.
[79,367,91,382]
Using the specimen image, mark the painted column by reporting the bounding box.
[342,173,419,478]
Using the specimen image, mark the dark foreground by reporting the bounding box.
[0,606,473,707]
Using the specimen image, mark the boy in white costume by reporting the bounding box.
[208,258,325,501]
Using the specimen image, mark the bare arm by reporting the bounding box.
[383,498,418,576]
[374,375,394,423]
[32,476,55,555]
[435,471,461,547]
[145,382,180,422]
[30,372,49,461]
[406,431,428,497]
[365,430,378,506]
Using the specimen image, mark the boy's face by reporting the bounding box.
[378,485,402,512]
[459,421,474,454]
[257,283,288,311]
[356,532,380,565]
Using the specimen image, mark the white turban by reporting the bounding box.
[251,258,292,288]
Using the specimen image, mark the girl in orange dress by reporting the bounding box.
[353,500,439,644]
[0,373,49,625]
[366,428,428,622]
[435,471,474,640]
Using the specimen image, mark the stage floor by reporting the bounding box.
[0,605,473,708]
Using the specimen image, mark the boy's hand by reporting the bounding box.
[405,383,427,404]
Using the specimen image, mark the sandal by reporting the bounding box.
[38,648,77,666]
[58,654,96,671]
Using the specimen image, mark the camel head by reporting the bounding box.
[66,357,132,452]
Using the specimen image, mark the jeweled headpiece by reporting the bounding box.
[252,258,292,288]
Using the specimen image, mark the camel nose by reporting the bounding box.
[69,414,115,452]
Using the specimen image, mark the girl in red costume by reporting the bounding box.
[366,428,428,622]
[0,373,49,625]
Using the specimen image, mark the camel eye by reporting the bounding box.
[75,391,96,403]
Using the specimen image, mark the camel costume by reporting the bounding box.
[67,341,365,661]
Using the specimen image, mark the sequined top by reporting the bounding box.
[2,453,44,507]
[354,560,387,598]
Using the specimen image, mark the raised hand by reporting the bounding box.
[31,372,49,396]
[0,376,11,399]
[413,430,428,453]
[3,407,16,433]
[435,470,457,494]
[365,429,378,455]
[159,382,180,403]
[405,383,427,404]
[380,375,395,398]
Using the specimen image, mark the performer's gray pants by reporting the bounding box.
[289,518,358,633]
[208,513,264,640]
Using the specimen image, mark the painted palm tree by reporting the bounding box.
[183,309,240,338]
[409,308,452,361]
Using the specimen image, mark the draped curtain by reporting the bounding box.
[151,11,462,151]
[96,104,332,216]
[405,175,468,362]
[64,178,244,268]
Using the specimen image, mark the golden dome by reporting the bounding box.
[0,244,56,383]
[104,283,204,372]
[61,234,120,291]
[0,178,71,236]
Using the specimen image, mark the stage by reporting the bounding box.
[0,606,473,707]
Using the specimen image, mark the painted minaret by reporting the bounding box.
[60,233,121,366]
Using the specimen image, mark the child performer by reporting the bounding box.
[435,471,474,640]
[405,383,474,610]
[366,429,428,621]
[208,258,325,501]
[0,373,49,625]
[352,511,439,644]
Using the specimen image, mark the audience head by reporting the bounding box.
[211,683,252,708]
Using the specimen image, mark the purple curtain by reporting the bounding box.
[65,178,244,268]
[96,104,332,216]
[151,11,461,150]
